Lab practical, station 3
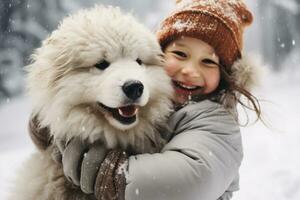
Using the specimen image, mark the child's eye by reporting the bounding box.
[172,51,187,58]
[202,58,219,67]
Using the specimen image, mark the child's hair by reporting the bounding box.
[157,0,262,122]
[218,65,262,123]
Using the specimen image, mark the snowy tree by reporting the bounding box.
[259,0,300,70]
[0,0,75,102]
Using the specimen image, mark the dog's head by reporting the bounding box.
[27,6,173,148]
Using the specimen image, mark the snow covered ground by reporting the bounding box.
[233,70,300,200]
[0,70,299,200]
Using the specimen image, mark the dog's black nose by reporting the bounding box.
[122,80,144,100]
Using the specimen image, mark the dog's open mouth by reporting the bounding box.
[97,102,138,125]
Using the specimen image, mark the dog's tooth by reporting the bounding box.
[118,107,138,118]
[118,109,125,117]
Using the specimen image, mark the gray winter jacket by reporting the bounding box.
[125,100,242,200]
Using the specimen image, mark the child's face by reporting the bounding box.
[164,37,221,104]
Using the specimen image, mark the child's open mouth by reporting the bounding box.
[172,80,203,94]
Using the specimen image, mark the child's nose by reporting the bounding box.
[181,65,200,78]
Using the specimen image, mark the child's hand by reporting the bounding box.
[55,138,109,194]
[57,138,127,199]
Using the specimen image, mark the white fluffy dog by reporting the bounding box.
[10,6,173,200]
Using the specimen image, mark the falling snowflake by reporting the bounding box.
[117,160,129,179]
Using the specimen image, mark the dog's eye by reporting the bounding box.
[136,58,143,65]
[95,60,110,70]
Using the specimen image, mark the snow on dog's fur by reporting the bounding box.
[10,6,173,200]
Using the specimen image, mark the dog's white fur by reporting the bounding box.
[28,5,173,149]
[10,6,173,200]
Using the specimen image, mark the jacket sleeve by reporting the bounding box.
[125,100,243,200]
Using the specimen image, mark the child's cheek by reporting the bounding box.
[164,57,179,77]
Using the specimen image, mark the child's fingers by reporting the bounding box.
[80,141,108,194]
[61,137,89,186]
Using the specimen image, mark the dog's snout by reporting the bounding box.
[122,80,144,100]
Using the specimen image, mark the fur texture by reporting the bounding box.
[231,54,263,91]
[221,54,263,110]
[10,6,173,200]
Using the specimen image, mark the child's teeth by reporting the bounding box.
[178,82,197,89]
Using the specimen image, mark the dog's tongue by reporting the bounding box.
[118,106,138,118]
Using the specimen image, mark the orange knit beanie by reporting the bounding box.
[157,0,253,70]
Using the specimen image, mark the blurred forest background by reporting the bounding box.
[0,0,299,103]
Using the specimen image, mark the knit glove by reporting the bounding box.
[55,140,128,199]
[55,139,128,199]
[94,149,128,200]
[56,137,109,194]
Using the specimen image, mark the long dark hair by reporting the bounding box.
[217,65,262,124]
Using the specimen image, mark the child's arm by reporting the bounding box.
[119,100,242,200]
[75,100,242,200]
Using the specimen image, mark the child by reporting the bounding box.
[29,0,260,199]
